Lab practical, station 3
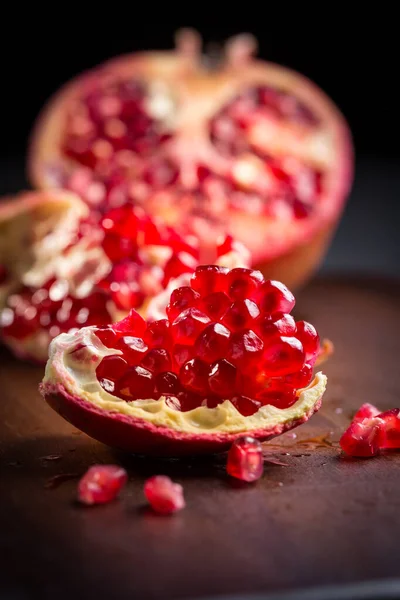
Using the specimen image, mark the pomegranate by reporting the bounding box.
[77,464,128,505]
[340,403,400,457]
[40,267,327,456]
[227,436,264,482]
[144,475,185,514]
[29,30,353,290]
[0,191,249,362]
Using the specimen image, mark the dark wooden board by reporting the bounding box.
[1,276,400,600]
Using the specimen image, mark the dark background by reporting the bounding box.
[0,20,399,276]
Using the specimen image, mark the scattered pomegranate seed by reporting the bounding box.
[77,464,128,505]
[144,475,185,514]
[227,436,264,482]
[340,418,385,458]
[379,409,400,449]
[352,403,380,423]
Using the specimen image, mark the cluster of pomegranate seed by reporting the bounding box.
[94,267,320,415]
[227,436,264,482]
[340,403,400,458]
[77,464,128,505]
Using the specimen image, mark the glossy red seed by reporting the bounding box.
[194,323,231,363]
[262,336,305,376]
[171,308,211,345]
[167,287,200,322]
[180,358,210,394]
[227,437,263,482]
[257,384,297,409]
[141,348,171,373]
[144,475,185,514]
[282,362,313,389]
[257,313,296,337]
[227,329,264,371]
[77,465,128,505]
[177,390,203,411]
[353,403,380,423]
[144,319,172,349]
[190,265,229,295]
[117,336,148,364]
[340,418,385,457]
[259,280,295,314]
[117,366,155,400]
[102,233,137,262]
[154,371,181,396]
[222,299,260,331]
[379,409,400,449]
[230,396,262,417]
[295,320,320,360]
[208,359,237,397]
[226,268,264,300]
[198,292,231,321]
[96,355,128,381]
[172,344,192,369]
[163,252,197,286]
[96,326,118,347]
[114,309,147,336]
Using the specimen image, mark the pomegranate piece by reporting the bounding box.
[144,475,185,514]
[353,403,380,423]
[77,464,128,505]
[227,436,264,482]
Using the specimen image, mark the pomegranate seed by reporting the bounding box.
[340,418,385,457]
[257,384,297,409]
[172,344,192,369]
[96,327,118,347]
[117,336,148,364]
[226,268,264,300]
[141,348,171,373]
[295,321,320,360]
[167,287,200,322]
[379,409,400,449]
[144,475,185,514]
[227,329,264,371]
[155,371,181,396]
[353,403,380,423]
[114,309,146,336]
[262,336,305,376]
[194,323,231,363]
[180,358,210,394]
[163,252,197,286]
[144,319,172,349]
[117,366,155,400]
[96,355,128,381]
[77,465,128,505]
[190,265,229,295]
[231,396,262,416]
[283,363,313,388]
[198,292,231,321]
[209,359,237,397]
[171,308,211,345]
[257,313,296,337]
[222,299,260,331]
[102,233,137,262]
[259,280,295,314]
[178,390,204,411]
[227,437,263,482]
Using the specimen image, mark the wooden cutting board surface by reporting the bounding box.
[1,275,400,600]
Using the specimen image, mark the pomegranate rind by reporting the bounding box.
[40,326,326,456]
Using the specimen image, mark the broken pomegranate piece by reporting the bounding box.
[29,29,353,290]
[227,436,263,482]
[340,403,400,457]
[77,464,128,505]
[144,475,185,514]
[40,267,327,456]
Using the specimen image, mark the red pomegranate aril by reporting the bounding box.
[102,233,137,262]
[295,321,320,360]
[141,348,171,373]
[167,287,200,322]
[227,268,264,301]
[227,329,264,371]
[283,362,313,389]
[194,323,231,363]
[180,358,210,394]
[144,475,185,515]
[262,336,305,376]
[117,336,148,364]
[257,313,296,337]
[154,371,181,396]
[227,436,263,482]
[163,252,197,287]
[230,396,262,417]
[96,355,128,381]
[114,309,147,336]
[208,359,237,397]
[77,464,128,505]
[144,319,172,349]
[222,299,260,331]
[259,280,296,314]
[257,384,297,409]
[197,292,230,321]
[190,265,229,295]
[172,344,192,369]
[117,365,155,400]
[177,390,204,412]
[379,409,400,449]
[340,418,385,457]
[171,308,211,345]
[353,403,380,424]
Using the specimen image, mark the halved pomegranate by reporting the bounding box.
[28,30,353,290]
[40,267,327,456]
[0,191,249,362]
